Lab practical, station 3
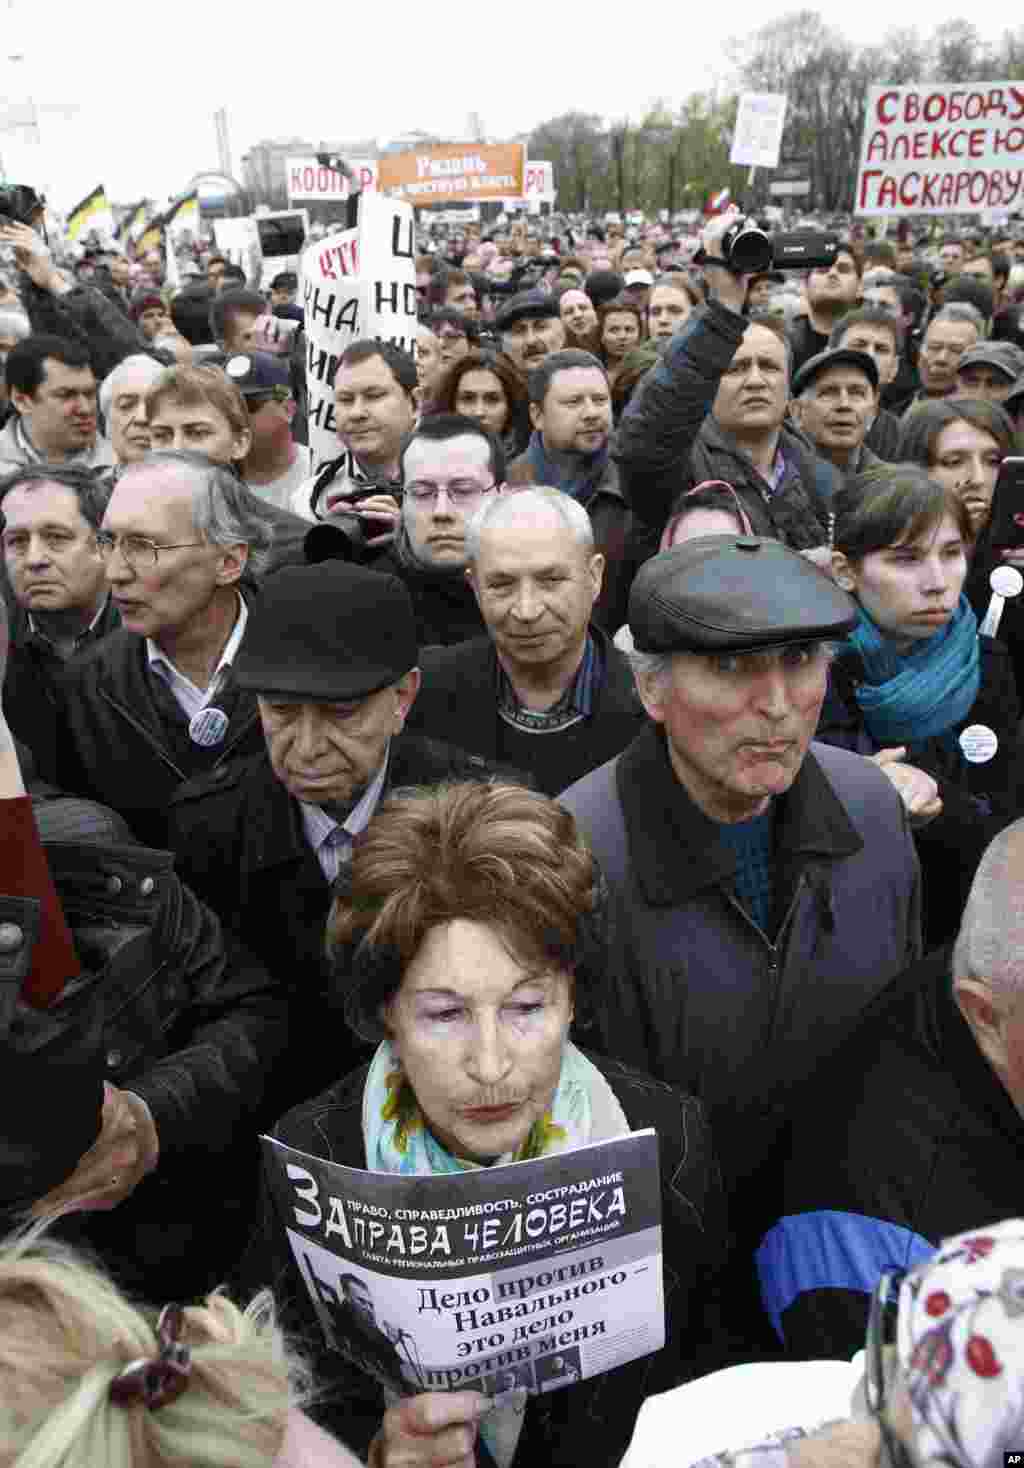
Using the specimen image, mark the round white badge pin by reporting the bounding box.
[990,566,1024,599]
[189,707,229,747]
[959,724,999,764]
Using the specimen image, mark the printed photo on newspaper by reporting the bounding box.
[260,1129,663,1401]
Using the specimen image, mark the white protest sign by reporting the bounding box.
[855,82,1024,215]
[301,192,418,477]
[287,157,378,203]
[525,161,554,197]
[730,94,788,170]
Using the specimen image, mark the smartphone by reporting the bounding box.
[986,457,1024,550]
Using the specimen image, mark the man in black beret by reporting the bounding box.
[496,290,566,374]
[167,561,507,1111]
[561,536,921,1341]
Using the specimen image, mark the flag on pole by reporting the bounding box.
[117,199,150,244]
[165,189,199,240]
[703,187,731,216]
[66,185,114,241]
[135,209,167,256]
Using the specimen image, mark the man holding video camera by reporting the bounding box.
[615,211,840,555]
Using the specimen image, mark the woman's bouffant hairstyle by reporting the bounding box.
[833,461,973,564]
[897,396,1014,468]
[0,1227,308,1468]
[327,781,609,1040]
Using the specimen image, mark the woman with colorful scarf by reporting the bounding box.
[818,463,1024,946]
[250,781,727,1468]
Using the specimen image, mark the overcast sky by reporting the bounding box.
[0,1,1011,211]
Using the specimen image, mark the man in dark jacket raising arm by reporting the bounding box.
[614,212,840,552]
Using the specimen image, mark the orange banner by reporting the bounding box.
[378,143,526,203]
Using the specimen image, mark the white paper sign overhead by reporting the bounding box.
[730,93,788,169]
[300,192,418,477]
[855,82,1024,214]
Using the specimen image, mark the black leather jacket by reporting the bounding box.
[4,793,290,1300]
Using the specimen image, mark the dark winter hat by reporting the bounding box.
[495,289,559,331]
[129,288,163,320]
[585,270,626,310]
[629,535,857,654]
[224,351,291,396]
[234,563,418,701]
[957,342,1024,382]
[792,348,880,398]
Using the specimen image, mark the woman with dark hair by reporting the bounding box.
[252,781,727,1468]
[897,396,1013,539]
[597,293,643,391]
[819,462,1023,944]
[427,349,530,458]
[898,397,1024,690]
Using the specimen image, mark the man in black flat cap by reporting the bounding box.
[561,536,921,1327]
[496,290,566,374]
[789,347,881,477]
[167,561,505,1112]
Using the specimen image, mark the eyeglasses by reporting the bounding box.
[865,1269,915,1468]
[404,479,496,505]
[96,531,204,568]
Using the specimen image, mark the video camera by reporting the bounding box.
[0,183,46,230]
[699,218,841,275]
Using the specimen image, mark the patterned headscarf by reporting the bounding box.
[897,1219,1024,1468]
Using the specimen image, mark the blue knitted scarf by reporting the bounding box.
[524,430,609,505]
[846,594,980,748]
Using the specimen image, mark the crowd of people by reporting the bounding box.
[2,178,1024,1466]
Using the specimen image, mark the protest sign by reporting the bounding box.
[730,94,788,170]
[525,161,555,198]
[300,192,417,477]
[261,1128,663,1399]
[379,143,525,204]
[855,82,1024,215]
[287,158,378,203]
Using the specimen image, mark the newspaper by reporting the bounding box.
[260,1129,663,1399]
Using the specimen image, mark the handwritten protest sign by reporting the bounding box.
[261,1129,663,1399]
[855,81,1024,215]
[300,192,417,477]
[379,143,525,204]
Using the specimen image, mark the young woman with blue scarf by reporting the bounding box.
[818,463,1024,946]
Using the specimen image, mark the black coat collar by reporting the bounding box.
[616,724,863,907]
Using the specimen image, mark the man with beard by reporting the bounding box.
[788,245,862,374]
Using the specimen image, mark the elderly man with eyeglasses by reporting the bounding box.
[53,450,274,847]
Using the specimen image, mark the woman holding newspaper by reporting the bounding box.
[252,781,728,1468]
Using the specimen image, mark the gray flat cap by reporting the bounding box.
[629,535,858,654]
